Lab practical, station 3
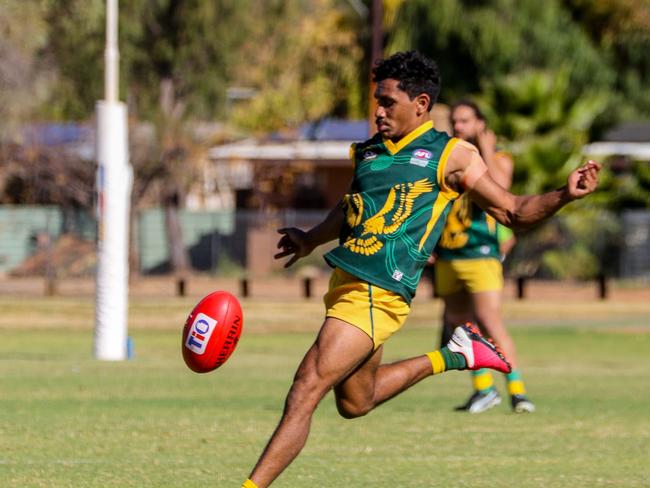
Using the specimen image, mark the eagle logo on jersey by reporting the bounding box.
[343,179,434,256]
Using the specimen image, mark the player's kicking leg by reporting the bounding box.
[334,322,510,419]
[242,321,510,488]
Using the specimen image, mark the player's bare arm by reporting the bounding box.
[490,151,514,189]
[475,127,513,189]
[444,141,601,229]
[274,201,345,268]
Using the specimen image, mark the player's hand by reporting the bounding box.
[476,126,497,157]
[274,227,313,268]
[566,160,601,200]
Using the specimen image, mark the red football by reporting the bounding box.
[182,291,243,373]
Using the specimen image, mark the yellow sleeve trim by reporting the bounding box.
[242,479,259,488]
[436,137,461,200]
[418,192,450,251]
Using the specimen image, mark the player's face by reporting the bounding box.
[451,105,482,142]
[374,78,425,142]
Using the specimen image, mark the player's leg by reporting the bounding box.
[333,321,511,418]
[443,288,501,412]
[471,290,517,367]
[441,289,474,339]
[246,317,375,488]
[331,269,490,418]
[334,345,440,418]
[434,260,471,356]
[471,280,534,413]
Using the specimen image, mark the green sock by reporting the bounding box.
[440,346,467,370]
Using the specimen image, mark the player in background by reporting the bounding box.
[241,51,600,488]
[435,100,534,413]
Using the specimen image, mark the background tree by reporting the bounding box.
[386,0,611,104]
[476,68,608,195]
[0,1,54,138]
[565,0,650,121]
[230,0,365,132]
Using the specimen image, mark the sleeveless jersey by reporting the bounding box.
[324,121,460,303]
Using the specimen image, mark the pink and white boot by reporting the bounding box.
[447,323,512,374]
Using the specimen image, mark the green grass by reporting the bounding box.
[1,297,649,487]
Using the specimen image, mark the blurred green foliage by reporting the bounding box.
[477,68,608,195]
[40,0,365,127]
[3,0,649,281]
[3,0,646,134]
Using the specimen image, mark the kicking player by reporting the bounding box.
[241,51,600,488]
[435,100,534,413]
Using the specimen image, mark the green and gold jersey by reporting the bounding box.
[324,121,460,303]
[435,192,500,260]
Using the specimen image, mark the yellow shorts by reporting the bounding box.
[324,268,410,349]
[434,258,503,296]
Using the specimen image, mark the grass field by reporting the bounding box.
[1,294,649,487]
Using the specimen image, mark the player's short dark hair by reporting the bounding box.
[372,51,441,109]
[451,99,485,121]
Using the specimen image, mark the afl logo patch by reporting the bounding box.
[412,149,432,159]
[409,148,433,167]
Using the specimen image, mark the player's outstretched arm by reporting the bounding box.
[274,201,344,268]
[445,141,601,229]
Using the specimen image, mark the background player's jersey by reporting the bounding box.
[436,150,512,260]
[435,193,500,260]
[324,121,459,303]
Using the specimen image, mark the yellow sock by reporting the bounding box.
[242,479,259,488]
[426,350,446,375]
[471,369,494,393]
[506,370,527,395]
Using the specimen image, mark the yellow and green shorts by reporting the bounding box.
[323,268,410,349]
[434,258,503,297]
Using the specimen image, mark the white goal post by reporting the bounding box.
[94,0,132,360]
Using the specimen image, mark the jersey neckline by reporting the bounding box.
[383,120,434,155]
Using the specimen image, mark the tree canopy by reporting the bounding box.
[3,0,645,132]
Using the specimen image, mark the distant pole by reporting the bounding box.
[597,273,608,300]
[94,0,133,361]
[105,0,119,103]
[368,0,383,136]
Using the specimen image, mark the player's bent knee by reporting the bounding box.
[335,398,372,419]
